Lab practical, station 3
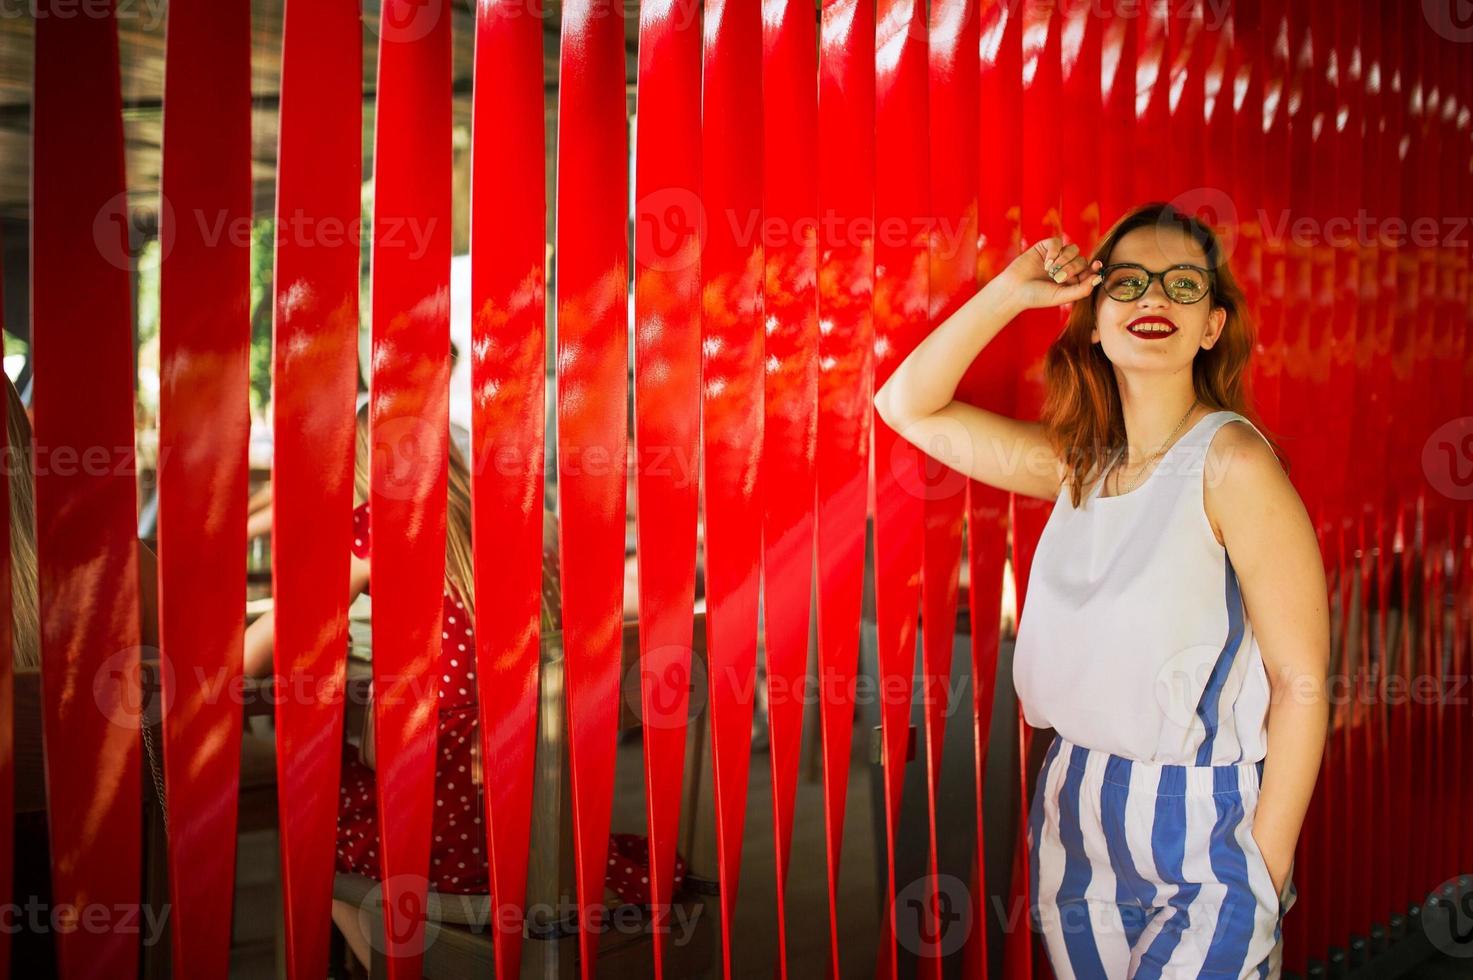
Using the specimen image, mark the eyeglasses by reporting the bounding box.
[1097,263,1214,305]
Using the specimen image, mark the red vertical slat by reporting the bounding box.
[815,0,876,972]
[368,1,453,975]
[870,0,929,970]
[156,0,252,974]
[31,3,141,977]
[469,2,547,976]
[1165,0,1207,197]
[1002,4,1060,975]
[1258,0,1291,438]
[700,0,765,972]
[1133,0,1171,198]
[967,3,1021,976]
[1354,1,1392,954]
[1232,0,1279,429]
[269,2,363,977]
[555,0,629,970]
[759,0,818,971]
[918,0,977,973]
[631,0,703,974]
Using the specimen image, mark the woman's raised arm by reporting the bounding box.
[873,237,1103,501]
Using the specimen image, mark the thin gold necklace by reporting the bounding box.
[1110,399,1199,496]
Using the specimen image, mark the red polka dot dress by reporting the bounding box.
[331,499,691,903]
[335,501,489,894]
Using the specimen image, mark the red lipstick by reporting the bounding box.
[1126,316,1177,340]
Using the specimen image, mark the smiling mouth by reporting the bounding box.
[1127,318,1177,338]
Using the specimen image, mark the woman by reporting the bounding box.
[243,404,562,967]
[244,405,686,971]
[875,203,1328,978]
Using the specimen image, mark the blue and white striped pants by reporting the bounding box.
[1027,734,1298,979]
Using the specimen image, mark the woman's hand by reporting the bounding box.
[998,236,1103,311]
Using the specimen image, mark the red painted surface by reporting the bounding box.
[969,2,1022,975]
[367,2,453,976]
[555,0,629,972]
[759,0,819,972]
[469,2,547,977]
[919,0,978,973]
[815,0,876,973]
[700,0,766,971]
[157,0,252,975]
[870,0,929,973]
[31,3,143,977]
[269,3,362,978]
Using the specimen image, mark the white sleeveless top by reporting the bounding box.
[1012,410,1276,766]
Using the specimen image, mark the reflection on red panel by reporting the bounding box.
[469,2,546,977]
[871,0,928,971]
[816,0,876,973]
[759,0,818,972]
[368,2,453,977]
[969,2,1021,975]
[31,3,142,978]
[920,0,977,974]
[157,0,252,975]
[270,4,361,979]
[555,0,629,973]
[701,0,764,972]
[1006,3,1060,974]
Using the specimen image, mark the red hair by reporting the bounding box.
[1040,201,1287,509]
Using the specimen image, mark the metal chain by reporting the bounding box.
[140,712,168,833]
[1110,398,1198,496]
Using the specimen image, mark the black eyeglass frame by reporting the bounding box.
[1096,262,1216,305]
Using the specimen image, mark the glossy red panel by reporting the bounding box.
[871,0,929,971]
[31,4,143,977]
[917,0,978,973]
[968,2,1021,975]
[367,2,453,976]
[269,4,362,978]
[815,0,876,971]
[758,0,818,972]
[156,0,252,975]
[555,0,629,972]
[700,0,765,973]
[469,2,547,977]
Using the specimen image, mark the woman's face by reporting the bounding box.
[1089,226,1227,371]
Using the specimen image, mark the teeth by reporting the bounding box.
[1131,324,1173,334]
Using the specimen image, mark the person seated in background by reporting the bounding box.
[243,403,562,969]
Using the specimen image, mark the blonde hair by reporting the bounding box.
[352,404,477,620]
[4,376,38,669]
